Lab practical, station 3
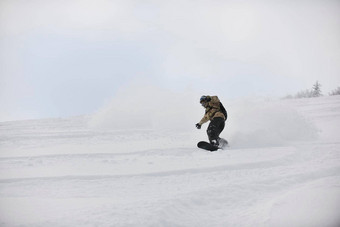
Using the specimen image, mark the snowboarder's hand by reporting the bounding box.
[196,123,201,129]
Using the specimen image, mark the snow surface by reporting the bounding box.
[0,96,340,226]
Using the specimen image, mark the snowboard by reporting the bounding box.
[197,141,219,151]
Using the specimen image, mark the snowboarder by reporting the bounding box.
[196,95,228,150]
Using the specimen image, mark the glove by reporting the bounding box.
[195,123,201,129]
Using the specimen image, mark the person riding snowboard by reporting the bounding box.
[196,95,228,149]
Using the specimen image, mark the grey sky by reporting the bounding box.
[1,0,339,121]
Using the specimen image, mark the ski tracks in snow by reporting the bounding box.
[1,143,340,226]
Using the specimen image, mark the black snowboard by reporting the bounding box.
[197,141,219,151]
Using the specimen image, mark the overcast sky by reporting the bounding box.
[1,0,339,121]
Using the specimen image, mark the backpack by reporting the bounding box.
[209,96,228,121]
[219,102,228,121]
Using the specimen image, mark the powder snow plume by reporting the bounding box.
[226,98,318,148]
[88,83,201,131]
[89,84,318,149]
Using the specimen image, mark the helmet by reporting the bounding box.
[200,95,211,103]
[200,96,207,103]
[200,95,211,107]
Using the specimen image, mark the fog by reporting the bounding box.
[1,0,339,121]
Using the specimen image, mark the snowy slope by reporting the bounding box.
[0,96,340,227]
